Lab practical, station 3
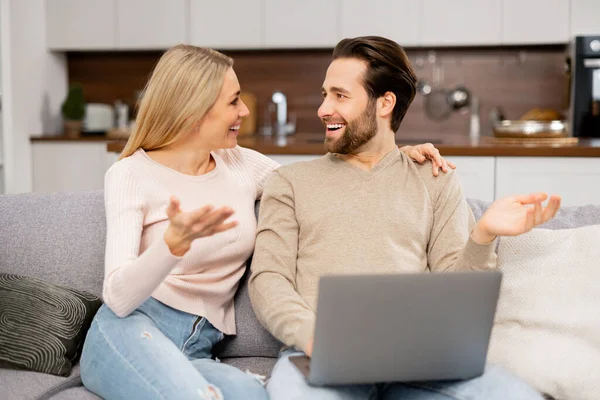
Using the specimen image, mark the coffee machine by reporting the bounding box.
[568,35,600,137]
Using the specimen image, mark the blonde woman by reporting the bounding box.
[79,44,452,400]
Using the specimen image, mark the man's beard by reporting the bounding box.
[324,101,378,154]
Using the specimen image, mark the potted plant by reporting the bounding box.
[61,83,86,139]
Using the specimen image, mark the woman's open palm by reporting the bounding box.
[164,196,238,255]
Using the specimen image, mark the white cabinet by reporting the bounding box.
[571,0,600,36]
[117,0,187,49]
[340,0,421,47]
[190,0,262,49]
[503,0,570,44]
[264,0,341,48]
[46,0,117,50]
[421,0,502,46]
[495,157,600,207]
[32,142,114,193]
[446,157,496,202]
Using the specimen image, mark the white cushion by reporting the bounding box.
[487,225,600,400]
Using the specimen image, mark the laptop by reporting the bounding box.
[289,270,502,386]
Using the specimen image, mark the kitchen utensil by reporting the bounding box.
[417,80,432,95]
[423,58,453,121]
[493,120,567,138]
[424,88,452,121]
[490,106,567,138]
[448,85,471,111]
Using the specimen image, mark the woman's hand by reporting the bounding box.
[163,196,238,256]
[400,143,456,176]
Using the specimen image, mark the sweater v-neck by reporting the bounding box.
[326,147,401,178]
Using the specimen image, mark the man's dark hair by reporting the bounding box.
[332,36,417,132]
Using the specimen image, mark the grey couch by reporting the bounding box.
[0,190,282,400]
[1,190,599,400]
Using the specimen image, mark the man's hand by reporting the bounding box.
[400,143,456,177]
[471,192,562,244]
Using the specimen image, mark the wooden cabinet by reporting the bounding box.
[421,0,502,46]
[446,157,496,202]
[46,0,117,50]
[340,0,421,47]
[495,157,600,207]
[263,0,341,48]
[190,0,263,49]
[571,0,600,36]
[503,0,570,44]
[117,0,187,49]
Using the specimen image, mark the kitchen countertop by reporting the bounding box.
[101,134,600,157]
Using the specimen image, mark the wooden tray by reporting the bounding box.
[482,136,579,146]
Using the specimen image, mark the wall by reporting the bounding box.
[1,0,67,193]
[67,45,568,142]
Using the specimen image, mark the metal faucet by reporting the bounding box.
[271,91,295,136]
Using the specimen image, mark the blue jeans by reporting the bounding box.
[80,297,268,400]
[267,349,544,400]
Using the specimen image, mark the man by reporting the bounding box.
[248,36,560,399]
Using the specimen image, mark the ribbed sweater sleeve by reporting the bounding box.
[102,163,183,317]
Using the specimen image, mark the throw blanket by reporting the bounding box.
[487,225,600,400]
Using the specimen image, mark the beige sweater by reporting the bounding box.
[249,147,497,352]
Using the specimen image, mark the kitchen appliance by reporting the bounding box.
[567,35,600,137]
[83,103,113,134]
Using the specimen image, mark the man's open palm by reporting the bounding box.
[479,193,561,237]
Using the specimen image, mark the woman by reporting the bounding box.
[80,44,453,400]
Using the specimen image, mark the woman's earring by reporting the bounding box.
[194,126,200,132]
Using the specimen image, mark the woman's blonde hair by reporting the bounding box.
[119,44,233,159]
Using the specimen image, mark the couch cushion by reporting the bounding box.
[0,191,105,298]
[48,387,101,400]
[0,363,82,400]
[0,274,101,376]
[214,264,283,359]
[221,357,277,379]
[487,224,600,400]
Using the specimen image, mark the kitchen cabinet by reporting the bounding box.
[340,0,421,47]
[421,0,502,46]
[117,0,187,49]
[190,0,262,49]
[495,157,600,207]
[571,0,600,36]
[503,0,570,44]
[446,157,496,202]
[263,0,341,48]
[46,0,117,50]
[32,142,114,193]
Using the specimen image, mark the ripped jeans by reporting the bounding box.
[80,297,268,400]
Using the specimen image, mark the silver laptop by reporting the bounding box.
[290,271,502,386]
